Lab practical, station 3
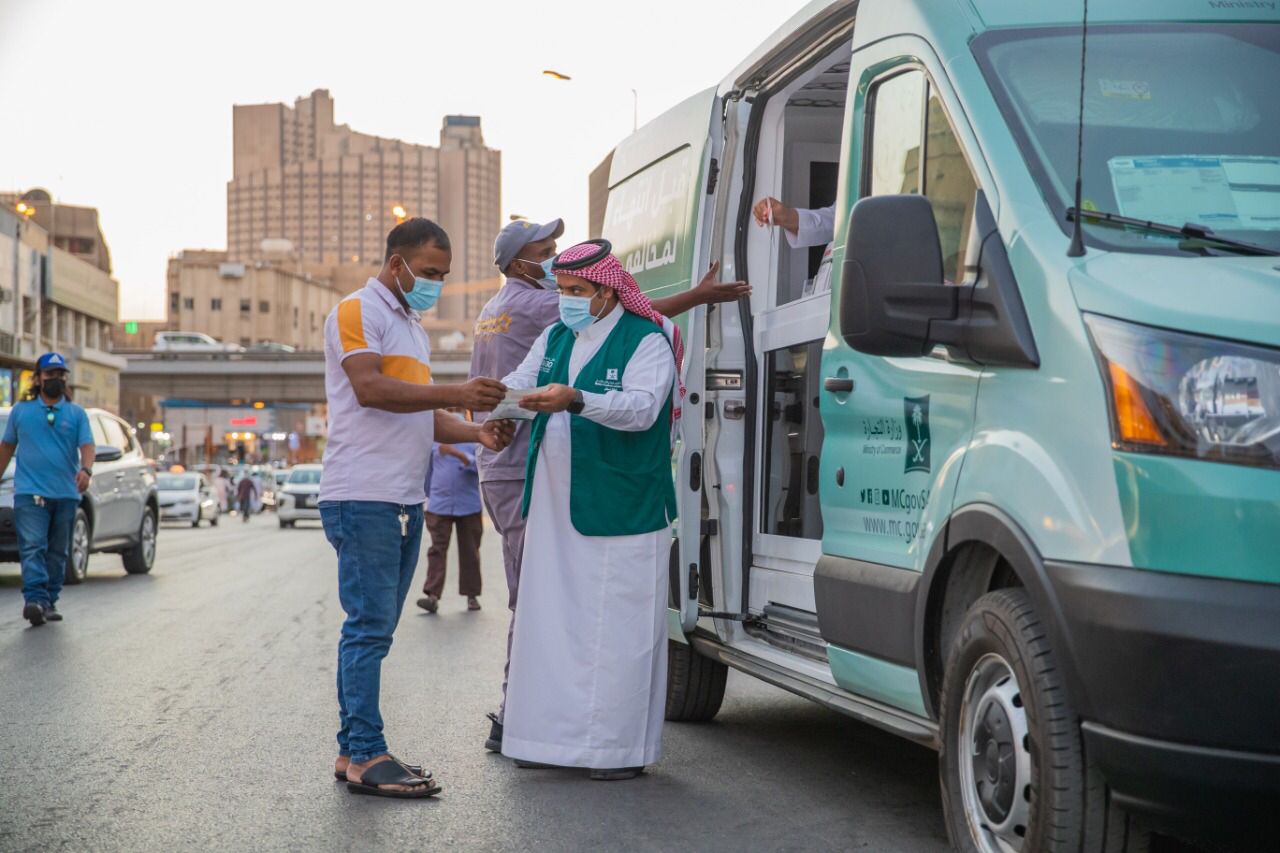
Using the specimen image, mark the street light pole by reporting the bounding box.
[48,198,55,352]
[11,211,23,350]
[12,202,37,362]
[39,198,53,355]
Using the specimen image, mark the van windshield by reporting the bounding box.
[974,23,1280,256]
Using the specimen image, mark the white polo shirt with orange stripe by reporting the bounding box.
[319,278,435,506]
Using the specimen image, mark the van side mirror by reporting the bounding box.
[839,195,956,356]
[94,445,123,463]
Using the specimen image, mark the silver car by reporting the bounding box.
[0,406,159,583]
[157,472,220,527]
[276,464,322,528]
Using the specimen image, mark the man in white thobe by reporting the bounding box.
[499,240,680,781]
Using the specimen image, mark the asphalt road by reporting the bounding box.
[0,511,955,852]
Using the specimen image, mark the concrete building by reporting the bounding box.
[0,189,112,274]
[0,197,124,410]
[226,90,501,323]
[119,264,497,354]
[121,248,342,351]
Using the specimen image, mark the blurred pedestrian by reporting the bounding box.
[319,217,511,799]
[0,353,95,627]
[417,435,483,614]
[236,474,257,522]
[213,469,230,512]
[473,220,749,753]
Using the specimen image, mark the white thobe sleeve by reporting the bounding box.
[501,328,550,389]
[579,334,676,432]
[784,204,836,249]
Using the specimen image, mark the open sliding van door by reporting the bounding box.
[714,0,856,645]
[600,87,723,633]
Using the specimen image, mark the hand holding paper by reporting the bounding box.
[489,386,548,421]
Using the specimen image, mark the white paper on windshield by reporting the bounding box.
[489,386,548,421]
[1108,155,1280,231]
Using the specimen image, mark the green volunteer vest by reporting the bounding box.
[521,310,678,537]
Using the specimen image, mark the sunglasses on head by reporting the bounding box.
[551,239,612,272]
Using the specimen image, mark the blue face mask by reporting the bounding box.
[518,256,557,289]
[559,294,598,332]
[395,256,443,312]
[538,258,558,289]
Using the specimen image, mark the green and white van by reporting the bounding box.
[599,1,1280,849]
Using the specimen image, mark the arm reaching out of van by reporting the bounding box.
[754,198,836,248]
[752,197,800,234]
[650,261,751,319]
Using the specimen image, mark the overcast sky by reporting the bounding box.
[0,0,796,319]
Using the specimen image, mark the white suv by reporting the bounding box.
[276,464,322,528]
[152,331,243,353]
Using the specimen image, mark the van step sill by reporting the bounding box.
[747,604,829,663]
[691,633,938,749]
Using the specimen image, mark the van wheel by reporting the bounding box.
[63,509,91,585]
[940,588,1110,853]
[122,509,157,575]
[665,639,728,722]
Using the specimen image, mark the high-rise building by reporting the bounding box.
[226,90,501,322]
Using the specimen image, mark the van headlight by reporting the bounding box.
[1086,314,1280,470]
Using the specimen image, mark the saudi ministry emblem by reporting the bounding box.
[904,395,931,474]
[607,368,619,381]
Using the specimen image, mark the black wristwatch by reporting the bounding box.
[567,389,585,415]
[80,466,93,478]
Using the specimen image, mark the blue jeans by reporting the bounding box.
[320,500,424,763]
[15,495,79,606]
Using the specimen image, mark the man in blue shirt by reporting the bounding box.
[417,438,483,614]
[0,353,95,626]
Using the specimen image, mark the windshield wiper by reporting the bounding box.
[1066,208,1280,257]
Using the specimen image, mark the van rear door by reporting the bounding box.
[601,87,723,632]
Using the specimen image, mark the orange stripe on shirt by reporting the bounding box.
[382,355,432,385]
[337,300,367,352]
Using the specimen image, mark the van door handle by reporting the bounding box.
[823,377,855,393]
[114,471,126,479]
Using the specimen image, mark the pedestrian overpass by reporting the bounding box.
[120,350,472,404]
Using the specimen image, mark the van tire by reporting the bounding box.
[939,588,1111,852]
[665,639,728,722]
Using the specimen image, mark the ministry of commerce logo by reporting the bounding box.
[904,395,931,474]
